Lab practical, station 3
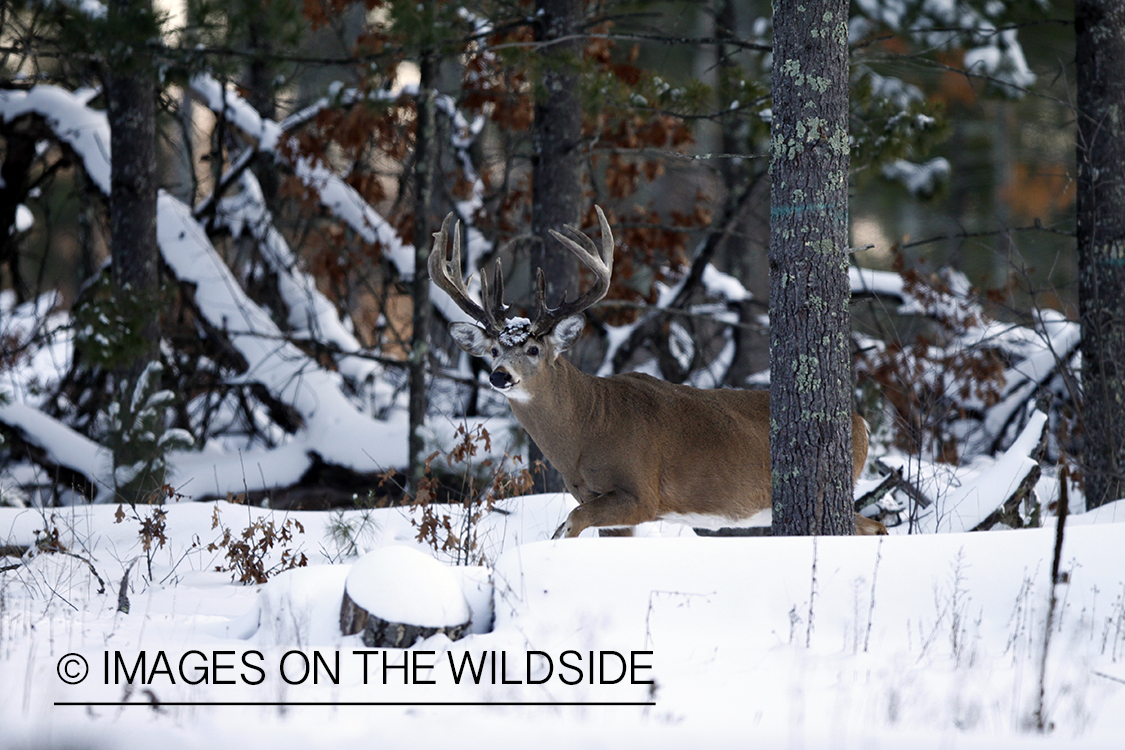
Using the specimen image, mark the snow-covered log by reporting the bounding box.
[0,402,109,502]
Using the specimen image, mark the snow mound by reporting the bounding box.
[230,565,352,646]
[345,546,470,628]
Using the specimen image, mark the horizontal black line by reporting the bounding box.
[55,701,656,707]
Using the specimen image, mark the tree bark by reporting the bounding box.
[107,0,159,370]
[106,0,161,502]
[1077,0,1125,510]
[529,0,583,493]
[409,52,437,491]
[340,589,468,647]
[0,116,49,303]
[243,7,281,213]
[768,0,854,536]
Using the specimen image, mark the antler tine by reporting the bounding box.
[531,267,550,326]
[533,205,615,332]
[428,213,503,335]
[478,259,508,333]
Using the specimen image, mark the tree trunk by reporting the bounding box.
[1077,0,1125,510]
[768,0,854,536]
[244,9,281,213]
[0,117,49,303]
[409,53,437,491]
[529,0,583,493]
[108,0,159,362]
[107,0,161,502]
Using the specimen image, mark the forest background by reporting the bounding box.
[0,0,1097,533]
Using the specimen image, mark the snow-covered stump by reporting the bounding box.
[339,546,471,647]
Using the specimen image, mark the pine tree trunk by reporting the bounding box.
[107,0,161,502]
[529,0,582,493]
[108,0,159,365]
[245,11,280,212]
[768,0,853,536]
[1077,1,1125,510]
[0,117,47,303]
[409,53,437,491]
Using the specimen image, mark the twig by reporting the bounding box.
[873,459,934,509]
[117,558,139,614]
[1035,466,1069,733]
[864,538,884,653]
[0,544,106,593]
[806,537,818,648]
[1093,670,1125,686]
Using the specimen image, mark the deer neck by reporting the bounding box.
[506,355,599,474]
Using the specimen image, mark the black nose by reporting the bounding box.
[490,370,513,389]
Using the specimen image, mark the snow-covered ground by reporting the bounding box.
[1,493,1123,749]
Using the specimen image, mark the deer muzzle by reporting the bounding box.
[490,369,515,390]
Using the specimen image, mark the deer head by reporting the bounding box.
[429,207,614,402]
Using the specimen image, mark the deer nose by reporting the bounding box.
[490,369,514,389]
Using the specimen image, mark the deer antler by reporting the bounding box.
[530,205,615,335]
[428,213,506,336]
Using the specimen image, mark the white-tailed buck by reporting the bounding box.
[430,207,887,538]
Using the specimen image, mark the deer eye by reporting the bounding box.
[527,345,540,357]
[490,347,500,357]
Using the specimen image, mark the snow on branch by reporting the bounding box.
[188,75,491,330]
[0,402,110,502]
[876,409,1048,534]
[0,87,111,193]
[158,194,409,494]
[1,83,413,499]
[189,75,415,278]
[213,169,386,393]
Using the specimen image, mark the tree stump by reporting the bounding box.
[339,546,471,648]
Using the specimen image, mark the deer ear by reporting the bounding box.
[449,322,491,356]
[549,314,585,353]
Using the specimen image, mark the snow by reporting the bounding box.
[0,86,112,193]
[0,402,112,501]
[2,497,1123,749]
[157,194,413,493]
[882,157,951,197]
[344,546,470,628]
[213,171,384,391]
[965,30,1036,93]
[701,264,752,303]
[498,319,532,347]
[849,266,905,299]
[13,205,33,233]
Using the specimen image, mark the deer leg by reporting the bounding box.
[552,489,657,539]
[855,514,889,535]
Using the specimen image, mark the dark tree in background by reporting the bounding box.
[105,0,162,501]
[528,0,583,493]
[769,0,853,536]
[409,50,438,491]
[1077,0,1125,510]
[106,0,159,369]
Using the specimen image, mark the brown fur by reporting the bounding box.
[504,353,881,537]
